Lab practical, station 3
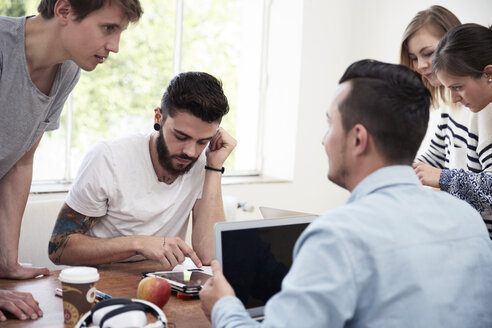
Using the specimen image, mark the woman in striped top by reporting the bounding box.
[400,7,492,237]
[429,23,492,236]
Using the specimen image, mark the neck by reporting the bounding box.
[25,15,67,72]
[149,133,178,184]
[345,156,388,192]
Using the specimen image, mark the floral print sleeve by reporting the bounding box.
[440,169,492,238]
[440,169,492,213]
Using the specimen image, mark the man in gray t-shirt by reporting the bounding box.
[0,0,142,323]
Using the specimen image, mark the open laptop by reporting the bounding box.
[214,215,318,321]
[259,206,315,219]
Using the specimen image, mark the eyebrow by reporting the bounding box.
[174,129,215,142]
[446,82,461,88]
[419,46,434,54]
[408,46,434,57]
[102,23,125,31]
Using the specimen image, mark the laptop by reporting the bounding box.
[214,215,318,321]
[259,206,316,219]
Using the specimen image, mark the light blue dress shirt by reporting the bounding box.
[212,166,492,328]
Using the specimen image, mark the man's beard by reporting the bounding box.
[156,128,199,176]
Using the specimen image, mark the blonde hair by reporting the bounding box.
[400,5,461,108]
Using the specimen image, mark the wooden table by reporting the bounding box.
[0,261,211,327]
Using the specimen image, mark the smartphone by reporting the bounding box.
[146,271,211,295]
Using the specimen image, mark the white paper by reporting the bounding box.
[172,257,212,275]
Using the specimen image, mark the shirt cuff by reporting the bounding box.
[439,168,452,192]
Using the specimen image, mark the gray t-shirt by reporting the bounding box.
[0,15,80,178]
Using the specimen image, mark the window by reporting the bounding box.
[9,0,266,184]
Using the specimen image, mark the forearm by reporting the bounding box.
[192,171,226,263]
[50,233,143,266]
[50,203,182,266]
[440,169,492,213]
[0,161,33,272]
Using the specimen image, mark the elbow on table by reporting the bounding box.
[48,243,63,265]
[47,239,74,266]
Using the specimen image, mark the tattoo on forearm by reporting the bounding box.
[48,204,98,264]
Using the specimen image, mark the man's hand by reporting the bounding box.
[136,236,202,269]
[199,260,235,321]
[412,162,442,188]
[0,290,43,321]
[205,127,237,169]
[0,262,50,280]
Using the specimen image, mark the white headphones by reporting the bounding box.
[75,298,167,328]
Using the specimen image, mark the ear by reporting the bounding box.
[54,0,72,24]
[154,107,162,123]
[484,65,492,81]
[351,123,369,157]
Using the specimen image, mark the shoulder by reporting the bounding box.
[0,16,24,56]
[0,16,24,41]
[442,104,472,125]
[0,15,23,34]
[304,184,484,244]
[84,134,143,157]
[82,139,113,164]
[92,133,147,157]
[76,136,146,179]
[431,187,481,212]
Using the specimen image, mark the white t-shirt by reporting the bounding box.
[66,133,206,241]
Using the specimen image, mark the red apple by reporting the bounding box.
[137,277,171,308]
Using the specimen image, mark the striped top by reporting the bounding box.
[417,103,492,237]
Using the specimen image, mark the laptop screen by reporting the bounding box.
[214,215,317,318]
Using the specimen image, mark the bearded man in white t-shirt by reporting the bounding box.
[48,72,236,269]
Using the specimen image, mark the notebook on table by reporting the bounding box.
[214,215,318,321]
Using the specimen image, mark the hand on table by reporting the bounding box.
[412,162,442,188]
[0,262,50,280]
[199,260,235,321]
[137,236,202,269]
[0,290,43,321]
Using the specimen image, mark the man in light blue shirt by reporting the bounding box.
[199,60,492,327]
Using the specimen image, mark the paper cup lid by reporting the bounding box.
[59,266,99,284]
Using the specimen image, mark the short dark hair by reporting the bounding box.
[338,59,431,164]
[38,0,143,22]
[160,72,229,123]
[432,23,492,78]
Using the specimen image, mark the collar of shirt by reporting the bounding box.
[347,165,420,204]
